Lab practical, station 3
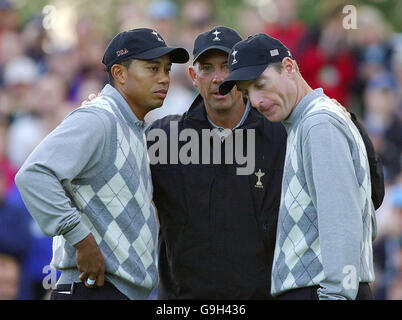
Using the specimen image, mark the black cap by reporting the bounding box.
[219,33,292,95]
[102,28,189,71]
[192,26,242,63]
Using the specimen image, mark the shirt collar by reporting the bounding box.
[207,100,252,130]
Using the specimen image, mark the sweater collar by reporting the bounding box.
[100,84,146,130]
[282,88,324,132]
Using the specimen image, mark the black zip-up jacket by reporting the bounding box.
[147,94,384,299]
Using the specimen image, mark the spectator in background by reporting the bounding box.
[1,70,65,299]
[263,0,306,56]
[0,114,15,193]
[238,7,265,38]
[4,173,59,300]
[1,55,39,119]
[0,112,30,300]
[363,72,402,183]
[0,168,32,299]
[0,0,18,34]
[297,3,356,106]
[0,0,22,81]
[0,252,20,299]
[373,182,402,299]
[21,16,50,73]
[180,0,214,51]
[353,6,393,96]
[388,271,402,299]
[46,48,81,94]
[387,232,402,299]
[68,16,107,103]
[7,73,70,169]
[4,176,58,300]
[75,76,104,106]
[147,0,179,45]
[391,46,402,114]
[4,100,58,299]
[145,0,196,122]
[117,2,151,32]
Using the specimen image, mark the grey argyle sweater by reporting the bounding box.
[271,88,377,300]
[15,84,158,300]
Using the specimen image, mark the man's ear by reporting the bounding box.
[111,64,127,86]
[188,65,198,88]
[282,57,295,76]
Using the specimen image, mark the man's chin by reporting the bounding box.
[148,100,165,111]
[264,113,282,123]
[209,98,233,110]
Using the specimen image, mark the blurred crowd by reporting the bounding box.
[0,0,401,300]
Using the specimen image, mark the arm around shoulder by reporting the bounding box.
[350,113,385,209]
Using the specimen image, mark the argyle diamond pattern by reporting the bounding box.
[271,97,375,296]
[52,99,157,291]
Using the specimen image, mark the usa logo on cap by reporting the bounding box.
[270,49,279,57]
[116,48,129,57]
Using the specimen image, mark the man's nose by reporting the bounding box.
[212,71,225,83]
[250,95,265,109]
[158,71,170,84]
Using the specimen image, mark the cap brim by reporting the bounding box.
[193,45,232,63]
[219,64,268,95]
[135,46,189,63]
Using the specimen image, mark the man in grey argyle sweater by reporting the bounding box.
[15,29,189,299]
[219,34,377,300]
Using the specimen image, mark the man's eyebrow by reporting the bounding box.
[144,59,172,67]
[144,60,162,65]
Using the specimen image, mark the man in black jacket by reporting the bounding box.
[147,27,384,299]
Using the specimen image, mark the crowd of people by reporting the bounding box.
[0,0,401,299]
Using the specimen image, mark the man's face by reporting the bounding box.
[236,62,297,122]
[191,50,243,112]
[122,55,172,112]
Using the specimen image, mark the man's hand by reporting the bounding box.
[81,92,100,106]
[331,98,351,119]
[74,233,105,288]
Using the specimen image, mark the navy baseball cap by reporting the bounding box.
[193,26,242,63]
[102,28,189,71]
[219,33,292,95]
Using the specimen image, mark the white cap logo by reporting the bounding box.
[212,29,221,41]
[151,30,164,42]
[232,50,238,65]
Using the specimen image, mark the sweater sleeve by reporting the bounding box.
[15,108,110,246]
[301,120,362,300]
